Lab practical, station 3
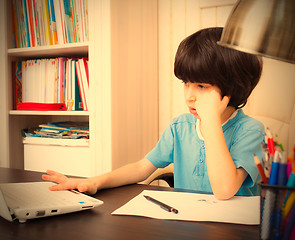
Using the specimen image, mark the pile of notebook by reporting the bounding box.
[23,121,89,139]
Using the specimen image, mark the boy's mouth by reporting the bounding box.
[188,107,197,115]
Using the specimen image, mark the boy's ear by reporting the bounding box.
[222,95,231,106]
[221,93,231,99]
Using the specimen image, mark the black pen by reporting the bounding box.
[144,195,178,214]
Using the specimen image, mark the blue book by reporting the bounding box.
[63,0,73,43]
[22,0,31,47]
[74,66,83,111]
[71,59,83,111]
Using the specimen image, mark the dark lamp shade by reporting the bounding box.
[218,0,295,64]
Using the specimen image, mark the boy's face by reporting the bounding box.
[184,82,209,119]
[183,81,228,120]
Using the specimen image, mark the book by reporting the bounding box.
[35,0,45,46]
[38,121,89,133]
[22,0,31,47]
[44,59,53,103]
[48,0,58,45]
[22,61,27,102]
[11,0,19,48]
[12,61,22,110]
[17,61,23,101]
[30,0,40,46]
[74,0,82,42]
[84,0,89,41]
[42,0,52,45]
[36,60,44,103]
[12,57,87,110]
[78,58,89,109]
[71,59,83,110]
[53,0,65,44]
[65,59,71,109]
[75,59,87,110]
[63,0,73,43]
[71,0,78,42]
[12,0,88,47]
[26,0,35,47]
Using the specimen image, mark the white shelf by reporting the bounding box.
[0,0,95,172]
[7,42,88,57]
[1,0,159,178]
[9,110,89,116]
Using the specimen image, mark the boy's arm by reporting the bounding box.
[197,89,248,200]
[202,115,248,200]
[42,158,157,194]
[94,158,158,190]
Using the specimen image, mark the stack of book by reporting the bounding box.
[12,0,89,48]
[23,121,89,139]
[12,57,89,111]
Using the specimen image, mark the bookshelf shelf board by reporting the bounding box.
[9,110,89,116]
[7,42,89,58]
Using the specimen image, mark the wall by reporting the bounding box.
[158,0,295,156]
[158,0,235,135]
[111,0,159,169]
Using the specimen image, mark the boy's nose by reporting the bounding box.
[186,95,196,102]
[185,88,196,102]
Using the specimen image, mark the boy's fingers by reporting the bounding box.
[42,170,68,183]
[77,184,87,193]
[42,174,66,184]
[77,184,98,195]
[46,169,59,175]
[46,169,66,179]
[41,174,50,181]
[49,183,68,191]
[42,170,96,194]
[49,180,79,191]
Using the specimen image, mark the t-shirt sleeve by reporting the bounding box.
[145,125,174,168]
[230,122,265,188]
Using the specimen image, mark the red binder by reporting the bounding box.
[17,102,67,111]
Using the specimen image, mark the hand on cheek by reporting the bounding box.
[195,88,230,121]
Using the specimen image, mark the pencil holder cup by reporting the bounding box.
[259,182,295,240]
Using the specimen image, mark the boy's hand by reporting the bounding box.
[195,87,230,122]
[42,170,98,195]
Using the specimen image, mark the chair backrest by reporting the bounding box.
[244,58,295,157]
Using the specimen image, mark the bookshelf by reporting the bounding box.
[9,110,89,116]
[7,42,88,57]
[0,0,159,177]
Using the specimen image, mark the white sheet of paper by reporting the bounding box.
[112,190,260,225]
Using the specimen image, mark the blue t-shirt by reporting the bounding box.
[145,110,265,196]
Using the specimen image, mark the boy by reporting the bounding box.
[43,27,265,200]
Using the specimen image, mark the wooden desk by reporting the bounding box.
[0,168,259,240]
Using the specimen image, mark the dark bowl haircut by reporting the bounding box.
[174,27,263,109]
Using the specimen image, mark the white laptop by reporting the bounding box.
[0,182,103,223]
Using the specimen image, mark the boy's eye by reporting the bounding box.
[182,80,189,86]
[198,84,207,89]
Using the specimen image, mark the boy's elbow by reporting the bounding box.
[212,185,237,200]
[214,194,232,201]
[211,172,246,200]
